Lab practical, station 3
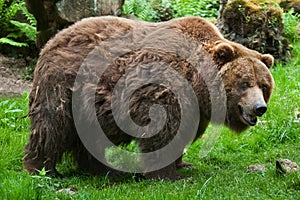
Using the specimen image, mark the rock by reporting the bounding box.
[25,0,125,48]
[56,188,77,195]
[56,0,124,23]
[294,108,300,123]
[247,164,267,172]
[276,158,300,174]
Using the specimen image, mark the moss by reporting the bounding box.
[219,0,291,61]
[223,0,283,36]
[252,0,281,4]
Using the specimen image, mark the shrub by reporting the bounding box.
[171,0,220,19]
[283,8,300,44]
[122,0,220,22]
[122,0,174,22]
[0,0,20,30]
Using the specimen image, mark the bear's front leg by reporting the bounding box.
[143,162,183,181]
[137,137,185,181]
[175,155,194,169]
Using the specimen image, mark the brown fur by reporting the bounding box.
[24,16,274,180]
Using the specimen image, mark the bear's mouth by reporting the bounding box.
[238,105,257,126]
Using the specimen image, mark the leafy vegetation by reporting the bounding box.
[0,0,20,28]
[122,0,174,22]
[171,0,220,19]
[122,0,219,21]
[0,0,37,48]
[283,8,300,43]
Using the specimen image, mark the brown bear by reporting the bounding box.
[23,16,274,180]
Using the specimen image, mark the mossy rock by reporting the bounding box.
[218,0,291,61]
[252,0,300,13]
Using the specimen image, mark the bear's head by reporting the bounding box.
[207,40,275,133]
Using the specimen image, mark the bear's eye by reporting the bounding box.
[241,82,250,89]
[262,84,268,92]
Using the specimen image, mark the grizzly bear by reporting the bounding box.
[23,16,274,180]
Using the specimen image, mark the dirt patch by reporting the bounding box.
[0,54,33,96]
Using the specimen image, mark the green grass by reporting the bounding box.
[1,45,300,199]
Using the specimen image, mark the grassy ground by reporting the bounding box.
[0,43,299,199]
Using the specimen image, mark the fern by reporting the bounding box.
[122,0,134,14]
[0,37,28,47]
[10,20,36,42]
[283,9,300,43]
[0,0,37,48]
[122,0,173,22]
[17,1,36,27]
[6,31,24,39]
[0,0,20,27]
[171,0,219,19]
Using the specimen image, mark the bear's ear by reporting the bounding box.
[210,42,235,65]
[261,54,274,68]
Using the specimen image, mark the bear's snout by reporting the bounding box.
[238,102,267,127]
[238,86,268,127]
[238,104,258,126]
[255,103,267,117]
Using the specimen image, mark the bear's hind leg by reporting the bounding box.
[23,110,71,177]
[72,143,124,177]
[23,130,64,178]
[73,145,107,175]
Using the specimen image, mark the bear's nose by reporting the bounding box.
[255,104,267,117]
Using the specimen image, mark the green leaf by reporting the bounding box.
[6,32,23,39]
[0,37,28,47]
[10,20,37,42]
[4,109,23,114]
